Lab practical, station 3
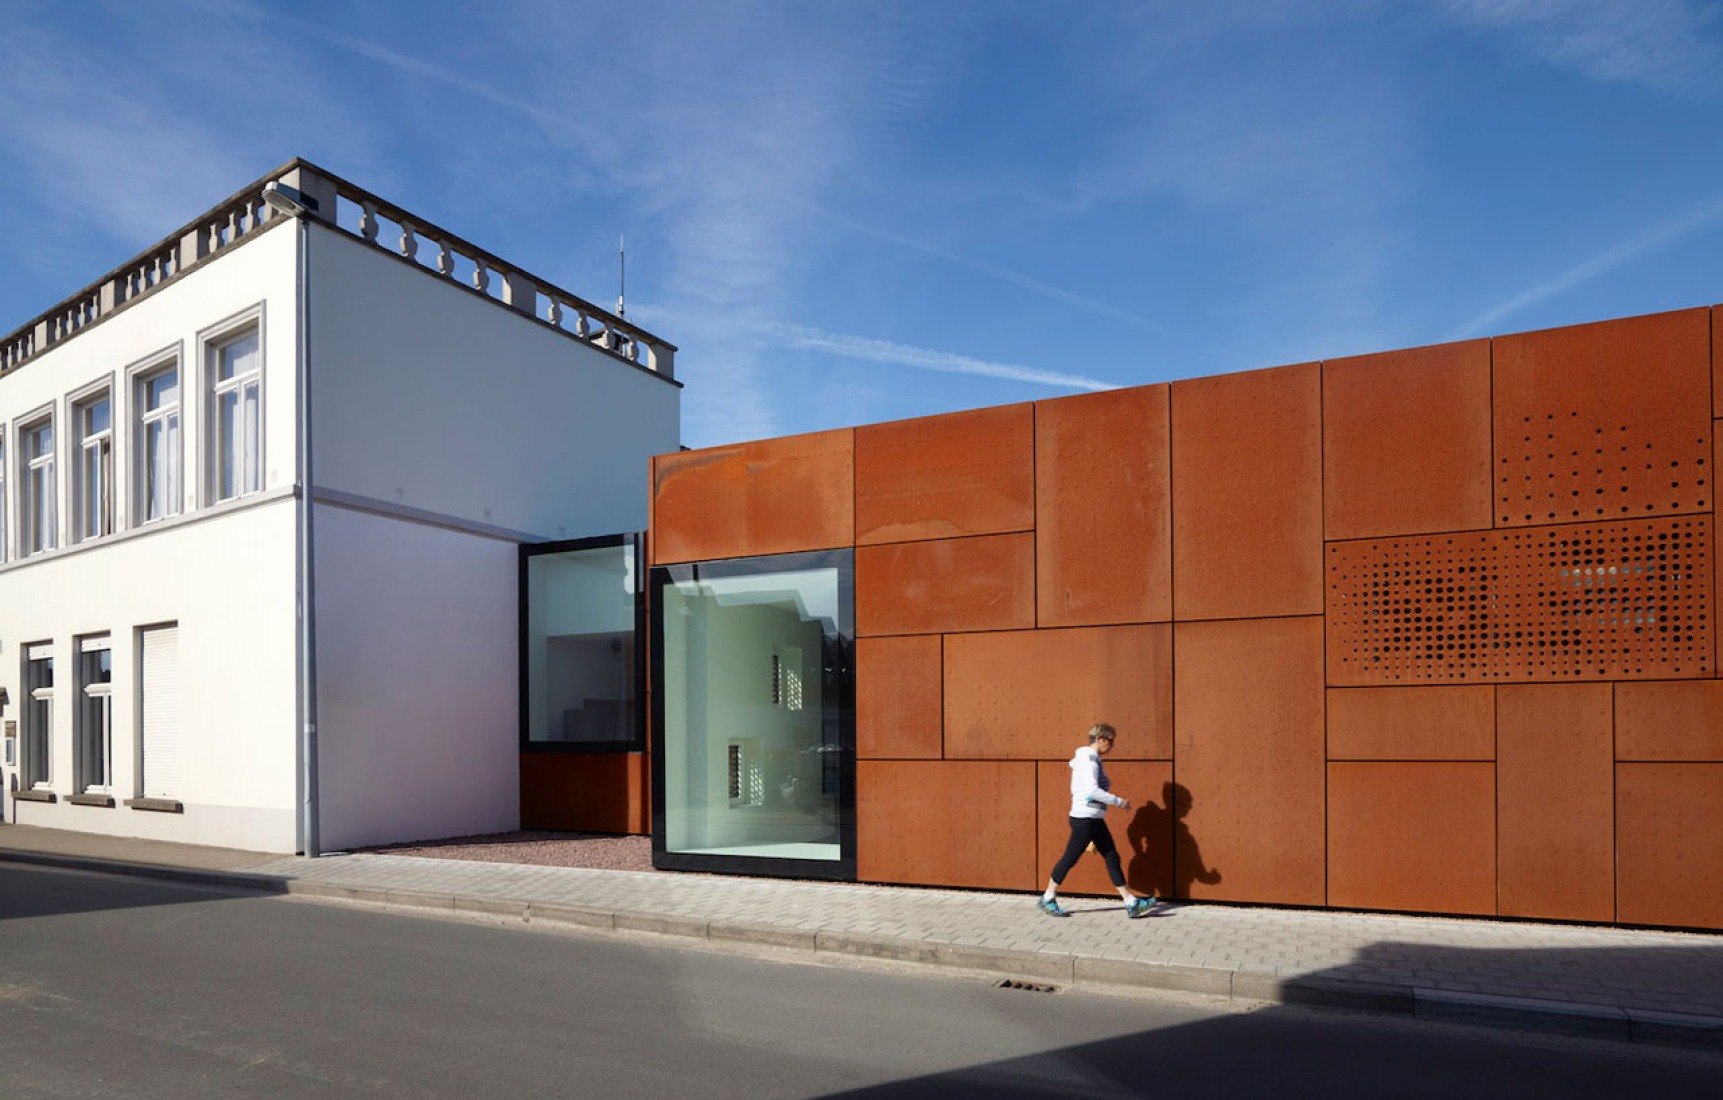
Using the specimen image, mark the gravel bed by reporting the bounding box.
[360,830,656,873]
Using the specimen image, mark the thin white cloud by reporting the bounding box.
[768,323,1116,392]
[804,202,1181,336]
[1451,194,1723,337]
[1436,0,1723,96]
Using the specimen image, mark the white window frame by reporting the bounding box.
[131,350,183,524]
[203,313,264,505]
[24,642,54,789]
[71,380,114,543]
[17,407,57,557]
[76,635,113,793]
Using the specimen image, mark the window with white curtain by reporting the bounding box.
[209,329,261,502]
[73,390,113,541]
[20,415,56,555]
[136,363,181,522]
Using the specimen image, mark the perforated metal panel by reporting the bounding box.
[1327,517,1713,684]
[1497,413,1710,526]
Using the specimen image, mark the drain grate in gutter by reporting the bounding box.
[995,978,1060,993]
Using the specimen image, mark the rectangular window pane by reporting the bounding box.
[220,332,259,381]
[139,367,181,521]
[79,645,112,791]
[218,388,239,500]
[24,420,56,554]
[524,538,639,746]
[241,380,259,494]
[654,550,854,872]
[25,650,53,788]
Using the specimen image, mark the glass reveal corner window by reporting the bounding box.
[522,535,643,750]
[652,549,855,879]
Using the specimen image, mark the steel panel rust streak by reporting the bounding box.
[855,404,1034,545]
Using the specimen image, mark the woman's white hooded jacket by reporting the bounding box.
[1068,744,1126,819]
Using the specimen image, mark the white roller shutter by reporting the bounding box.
[140,625,179,799]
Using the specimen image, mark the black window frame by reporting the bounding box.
[650,548,857,881]
[518,532,647,755]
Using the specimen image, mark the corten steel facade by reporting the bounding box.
[639,304,1720,931]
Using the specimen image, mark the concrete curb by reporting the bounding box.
[5,849,1719,1051]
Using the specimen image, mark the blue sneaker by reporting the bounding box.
[1126,897,1157,919]
[1037,897,1070,917]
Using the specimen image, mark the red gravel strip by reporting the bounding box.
[361,830,656,873]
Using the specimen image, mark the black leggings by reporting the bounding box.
[1051,817,1125,888]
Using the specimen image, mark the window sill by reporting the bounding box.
[124,797,183,814]
[68,792,116,808]
[14,789,57,803]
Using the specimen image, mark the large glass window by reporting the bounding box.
[652,549,855,878]
[521,535,642,750]
[210,329,260,501]
[21,416,56,555]
[74,391,112,541]
[24,643,53,789]
[76,637,113,792]
[136,364,180,522]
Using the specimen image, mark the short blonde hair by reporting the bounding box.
[1087,722,1116,743]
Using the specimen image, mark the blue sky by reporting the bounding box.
[3,1,1722,449]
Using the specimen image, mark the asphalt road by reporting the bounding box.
[0,862,1719,1098]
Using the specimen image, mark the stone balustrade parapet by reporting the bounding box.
[0,158,676,382]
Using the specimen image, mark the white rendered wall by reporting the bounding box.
[0,500,301,849]
[306,225,680,540]
[313,502,518,851]
[0,225,302,851]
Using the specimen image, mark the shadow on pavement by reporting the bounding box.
[0,862,285,922]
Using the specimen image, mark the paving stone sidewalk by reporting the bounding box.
[3,824,1720,1049]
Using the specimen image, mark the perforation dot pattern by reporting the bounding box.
[1497,414,1709,526]
[1327,516,1713,684]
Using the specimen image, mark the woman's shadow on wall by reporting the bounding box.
[1127,781,1219,902]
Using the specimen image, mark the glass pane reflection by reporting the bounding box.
[655,550,854,868]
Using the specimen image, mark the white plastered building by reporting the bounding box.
[0,160,679,853]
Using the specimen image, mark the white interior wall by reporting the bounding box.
[313,502,518,851]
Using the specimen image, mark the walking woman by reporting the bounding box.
[1038,722,1157,918]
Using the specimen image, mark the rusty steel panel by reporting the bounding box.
[1323,340,1494,541]
[520,753,649,834]
[857,760,1038,890]
[1036,385,1172,627]
[944,624,1172,761]
[855,533,1034,637]
[650,430,853,565]
[1326,515,1714,684]
[1716,307,1722,419]
[1326,685,1495,760]
[1036,760,1173,899]
[1327,762,1497,915]
[1173,617,1326,906]
[1616,680,1723,761]
[1493,309,1712,528]
[856,635,943,759]
[1497,684,1614,922]
[1617,763,1723,930]
[855,404,1034,545]
[1171,362,1323,621]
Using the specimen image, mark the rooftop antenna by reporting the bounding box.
[617,234,626,319]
